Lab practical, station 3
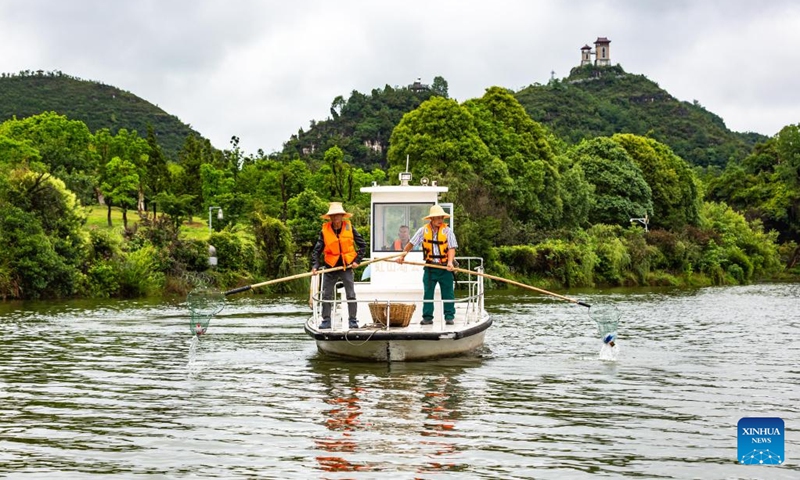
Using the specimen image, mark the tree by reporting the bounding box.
[707,124,800,266]
[200,163,236,232]
[0,167,90,298]
[465,86,567,228]
[568,137,653,226]
[775,125,800,184]
[223,136,243,171]
[323,146,353,201]
[274,159,311,221]
[558,158,594,230]
[287,189,328,258]
[386,89,592,241]
[699,202,782,282]
[0,112,98,204]
[145,125,171,217]
[101,157,139,228]
[331,95,345,119]
[252,212,296,288]
[0,135,41,166]
[176,134,219,212]
[387,96,491,182]
[432,76,449,98]
[94,128,150,212]
[774,125,800,246]
[460,86,595,231]
[612,134,700,231]
[152,191,196,231]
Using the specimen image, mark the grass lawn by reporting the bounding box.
[84,205,212,241]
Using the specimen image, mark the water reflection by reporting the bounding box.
[313,363,364,473]
[418,372,463,474]
[308,357,480,475]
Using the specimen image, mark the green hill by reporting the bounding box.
[514,64,766,167]
[0,70,201,159]
[1,68,768,170]
[281,78,445,168]
[280,67,765,170]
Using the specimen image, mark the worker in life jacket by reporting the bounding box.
[397,205,458,326]
[311,202,368,330]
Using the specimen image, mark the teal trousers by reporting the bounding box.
[422,267,455,320]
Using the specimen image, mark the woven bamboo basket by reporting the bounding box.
[368,302,416,327]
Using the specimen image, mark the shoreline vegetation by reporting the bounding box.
[2,72,799,300]
[76,204,799,300]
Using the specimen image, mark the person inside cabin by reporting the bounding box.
[396,205,458,325]
[392,225,411,251]
[311,202,367,330]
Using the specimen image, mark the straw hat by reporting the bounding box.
[321,202,353,219]
[423,204,450,220]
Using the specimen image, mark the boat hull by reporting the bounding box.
[304,317,492,361]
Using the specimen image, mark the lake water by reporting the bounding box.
[1,284,798,478]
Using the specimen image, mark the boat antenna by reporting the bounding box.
[399,154,412,186]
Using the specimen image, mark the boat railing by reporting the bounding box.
[310,256,485,329]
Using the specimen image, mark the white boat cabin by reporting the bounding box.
[358,182,449,281]
[305,173,491,360]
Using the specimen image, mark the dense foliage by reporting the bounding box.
[0,167,90,298]
[282,77,446,169]
[706,124,800,268]
[0,69,797,300]
[0,70,201,160]
[515,65,766,168]
[567,137,652,226]
[611,133,701,231]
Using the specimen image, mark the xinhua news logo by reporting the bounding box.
[738,417,784,465]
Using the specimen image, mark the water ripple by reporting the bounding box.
[1,285,798,478]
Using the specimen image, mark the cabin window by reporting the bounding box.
[372,203,432,252]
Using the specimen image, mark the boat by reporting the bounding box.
[304,171,493,361]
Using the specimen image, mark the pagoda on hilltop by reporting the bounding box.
[580,37,611,66]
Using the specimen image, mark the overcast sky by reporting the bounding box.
[1,0,798,156]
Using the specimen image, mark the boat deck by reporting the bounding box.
[306,306,488,335]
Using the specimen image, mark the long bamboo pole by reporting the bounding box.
[224,254,404,296]
[400,260,591,308]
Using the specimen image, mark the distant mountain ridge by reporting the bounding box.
[0,70,201,159]
[514,64,767,167]
[284,66,767,169]
[0,68,769,169]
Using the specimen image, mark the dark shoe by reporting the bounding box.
[420,318,433,325]
[319,319,331,329]
[445,318,454,325]
[348,318,359,329]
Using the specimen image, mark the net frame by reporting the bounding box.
[588,305,620,344]
[187,288,225,336]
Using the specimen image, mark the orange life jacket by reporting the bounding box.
[392,239,409,250]
[422,225,449,264]
[322,221,357,268]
